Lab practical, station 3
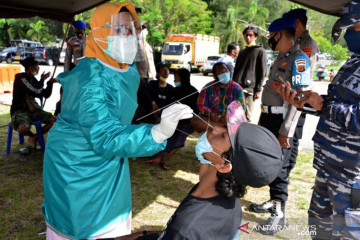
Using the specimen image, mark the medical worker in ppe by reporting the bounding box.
[42,2,193,239]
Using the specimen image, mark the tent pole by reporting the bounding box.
[52,22,71,79]
[43,22,71,108]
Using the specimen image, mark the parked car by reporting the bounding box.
[318,52,332,60]
[59,49,66,64]
[5,39,43,63]
[0,47,17,63]
[266,53,275,76]
[202,55,222,76]
[32,46,60,66]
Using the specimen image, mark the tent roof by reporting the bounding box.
[0,0,110,22]
[289,0,349,16]
[0,0,349,22]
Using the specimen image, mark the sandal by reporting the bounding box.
[161,162,170,170]
[19,146,35,155]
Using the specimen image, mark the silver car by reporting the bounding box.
[202,55,222,76]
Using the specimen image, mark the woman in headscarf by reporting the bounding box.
[42,2,192,239]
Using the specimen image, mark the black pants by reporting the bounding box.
[287,113,306,174]
[259,112,293,203]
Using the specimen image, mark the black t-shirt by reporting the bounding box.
[158,184,242,240]
[10,73,53,116]
[148,80,174,109]
[173,85,199,114]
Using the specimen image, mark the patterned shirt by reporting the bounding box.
[197,80,245,116]
[312,53,360,182]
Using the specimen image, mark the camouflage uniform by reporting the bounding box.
[308,53,360,240]
[64,36,86,72]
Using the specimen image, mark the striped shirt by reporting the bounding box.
[197,80,245,116]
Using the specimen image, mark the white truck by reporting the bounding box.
[161,34,220,72]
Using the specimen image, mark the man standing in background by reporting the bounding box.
[282,8,320,175]
[64,20,87,72]
[217,42,240,79]
[233,26,267,123]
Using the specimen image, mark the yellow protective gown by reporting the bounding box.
[42,3,166,239]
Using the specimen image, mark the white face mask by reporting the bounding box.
[105,35,138,64]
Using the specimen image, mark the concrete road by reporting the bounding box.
[1,63,331,151]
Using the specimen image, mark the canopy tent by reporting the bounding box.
[0,1,350,22]
[289,0,348,16]
[0,0,110,22]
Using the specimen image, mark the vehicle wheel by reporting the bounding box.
[47,59,54,66]
[187,63,191,72]
[6,57,12,64]
[203,72,208,76]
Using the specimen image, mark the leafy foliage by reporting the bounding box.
[313,34,349,61]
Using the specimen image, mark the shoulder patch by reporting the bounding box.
[292,53,311,86]
[303,46,313,58]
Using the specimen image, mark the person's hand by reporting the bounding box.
[253,91,261,100]
[277,82,301,108]
[151,103,193,143]
[210,113,220,122]
[48,78,57,84]
[41,71,51,80]
[151,101,158,112]
[278,134,290,149]
[297,91,324,111]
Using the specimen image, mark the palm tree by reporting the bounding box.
[7,19,28,40]
[27,20,49,42]
[237,0,269,37]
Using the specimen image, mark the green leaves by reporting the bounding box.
[27,20,50,42]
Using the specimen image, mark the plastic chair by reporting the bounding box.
[6,121,45,155]
[6,95,45,155]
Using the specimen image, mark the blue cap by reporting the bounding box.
[334,0,360,29]
[282,8,307,21]
[268,17,296,32]
[72,20,86,30]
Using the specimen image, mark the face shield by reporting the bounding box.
[92,12,144,64]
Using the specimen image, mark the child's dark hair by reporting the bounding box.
[174,68,191,87]
[156,62,169,73]
[215,148,247,199]
[212,62,228,76]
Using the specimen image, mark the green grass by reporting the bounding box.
[0,104,317,239]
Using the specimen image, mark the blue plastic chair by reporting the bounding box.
[6,96,46,155]
[6,121,45,155]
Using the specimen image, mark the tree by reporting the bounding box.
[0,19,9,46]
[7,19,28,40]
[27,20,50,42]
[313,33,348,61]
[117,0,213,46]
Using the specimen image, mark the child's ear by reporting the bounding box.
[215,161,232,174]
